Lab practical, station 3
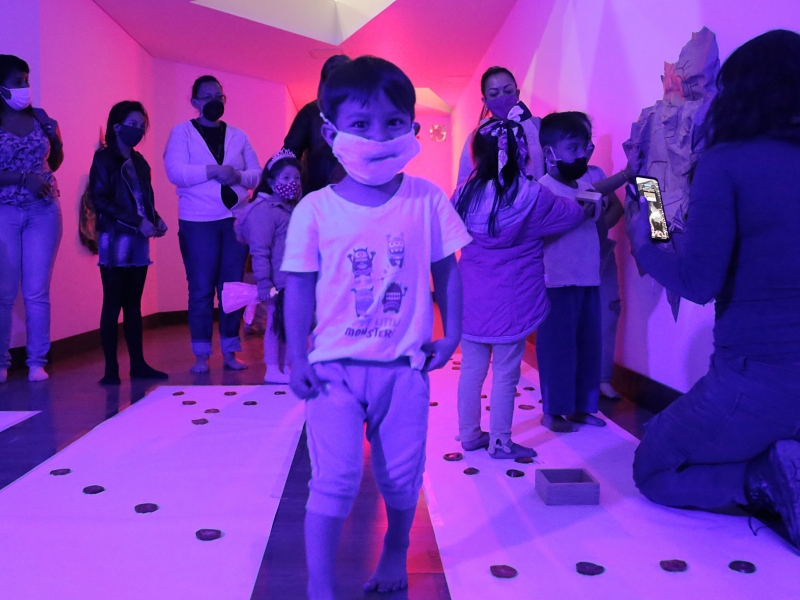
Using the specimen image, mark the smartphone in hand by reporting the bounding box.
[635,176,670,242]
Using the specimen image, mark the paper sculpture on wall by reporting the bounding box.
[623,27,720,319]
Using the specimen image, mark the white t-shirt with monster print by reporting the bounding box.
[282,174,471,369]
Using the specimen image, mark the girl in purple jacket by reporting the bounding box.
[453,119,586,459]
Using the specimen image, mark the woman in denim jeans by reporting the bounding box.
[164,75,260,373]
[0,55,63,383]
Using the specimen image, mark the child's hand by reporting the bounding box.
[289,358,324,399]
[421,338,459,373]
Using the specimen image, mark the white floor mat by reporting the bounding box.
[424,359,798,600]
[0,411,39,433]
[0,385,304,600]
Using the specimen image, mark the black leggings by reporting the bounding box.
[100,266,148,372]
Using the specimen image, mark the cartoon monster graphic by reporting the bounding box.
[382,282,408,314]
[387,233,405,268]
[348,247,376,278]
[351,285,375,318]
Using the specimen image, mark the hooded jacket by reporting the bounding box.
[455,177,584,343]
[234,192,293,297]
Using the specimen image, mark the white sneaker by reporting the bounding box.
[264,365,291,384]
[599,382,621,399]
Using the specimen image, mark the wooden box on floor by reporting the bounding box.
[534,468,600,505]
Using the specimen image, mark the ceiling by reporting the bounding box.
[93,0,518,110]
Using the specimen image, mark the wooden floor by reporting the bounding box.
[0,322,654,599]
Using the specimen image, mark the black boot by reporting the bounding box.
[745,440,800,548]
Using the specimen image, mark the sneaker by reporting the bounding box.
[767,440,800,548]
[264,365,291,384]
[488,439,538,459]
[461,431,490,451]
[599,382,621,399]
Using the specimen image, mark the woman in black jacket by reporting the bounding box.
[89,101,168,384]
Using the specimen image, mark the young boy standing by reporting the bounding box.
[536,112,608,433]
[281,56,471,599]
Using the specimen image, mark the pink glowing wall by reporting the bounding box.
[148,59,291,314]
[452,0,800,392]
[407,114,454,196]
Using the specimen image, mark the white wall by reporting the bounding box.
[452,0,800,392]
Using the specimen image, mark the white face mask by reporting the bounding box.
[324,117,421,186]
[1,86,32,111]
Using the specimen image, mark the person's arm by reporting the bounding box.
[285,272,322,398]
[423,254,462,372]
[603,191,624,229]
[247,209,277,299]
[530,184,586,237]
[89,153,144,230]
[626,151,735,304]
[283,103,314,158]
[46,128,64,171]
[237,134,262,190]
[456,130,477,186]
[163,124,211,187]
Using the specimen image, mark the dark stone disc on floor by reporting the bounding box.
[515,393,521,397]
[728,561,756,574]
[205,408,220,414]
[429,401,438,406]
[660,559,688,572]
[274,391,287,395]
[196,528,222,541]
[524,386,535,391]
[83,485,105,495]
[518,404,535,410]
[515,457,534,464]
[506,469,525,478]
[452,367,461,371]
[443,452,464,462]
[485,406,491,411]
[538,399,543,403]
[192,418,209,425]
[576,562,605,576]
[50,468,71,476]
[490,565,518,579]
[135,503,159,514]
[464,467,480,475]
[453,361,461,365]
[172,391,185,396]
[182,400,196,405]
[224,391,237,396]
[481,394,488,399]
[244,400,258,405]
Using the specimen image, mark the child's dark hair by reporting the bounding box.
[191,75,222,99]
[105,100,149,152]
[0,54,33,119]
[253,157,302,197]
[319,56,415,123]
[539,112,591,148]
[455,120,523,237]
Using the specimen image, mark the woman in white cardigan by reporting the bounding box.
[164,75,260,373]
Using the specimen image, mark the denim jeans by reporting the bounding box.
[457,338,527,447]
[0,198,62,369]
[178,218,248,357]
[536,286,601,416]
[633,354,800,509]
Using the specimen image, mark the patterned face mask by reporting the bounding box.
[272,180,301,201]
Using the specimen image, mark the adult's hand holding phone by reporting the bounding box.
[624,196,652,253]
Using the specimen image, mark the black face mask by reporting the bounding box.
[117,125,145,148]
[554,156,588,180]
[202,99,225,122]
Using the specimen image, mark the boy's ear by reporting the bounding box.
[413,122,421,136]
[321,121,337,148]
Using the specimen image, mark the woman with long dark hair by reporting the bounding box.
[628,30,800,548]
[89,101,168,384]
[454,119,585,458]
[0,54,63,383]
